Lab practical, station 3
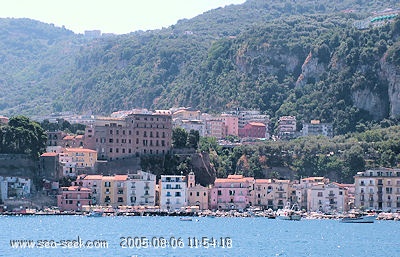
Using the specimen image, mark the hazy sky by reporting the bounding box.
[0,0,246,34]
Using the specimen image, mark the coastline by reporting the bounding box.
[2,208,399,221]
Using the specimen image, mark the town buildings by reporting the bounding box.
[187,172,209,210]
[210,175,254,210]
[307,182,349,213]
[84,112,172,161]
[159,175,187,211]
[57,186,92,212]
[354,168,400,212]
[0,176,31,202]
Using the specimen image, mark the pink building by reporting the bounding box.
[57,186,92,211]
[210,175,254,210]
[239,122,266,138]
[221,114,239,136]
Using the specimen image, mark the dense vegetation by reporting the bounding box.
[1,1,400,184]
[0,0,400,137]
[0,116,47,159]
[195,125,400,183]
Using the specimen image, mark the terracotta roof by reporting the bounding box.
[65,148,97,153]
[63,135,75,140]
[75,135,84,139]
[114,175,128,181]
[41,152,58,157]
[63,186,91,191]
[255,179,272,184]
[248,122,266,127]
[83,175,103,180]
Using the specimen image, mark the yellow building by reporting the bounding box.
[64,148,97,168]
[253,179,292,210]
[187,172,209,210]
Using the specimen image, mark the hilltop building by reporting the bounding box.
[302,120,333,138]
[84,112,172,161]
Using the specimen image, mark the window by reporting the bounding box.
[196,192,200,197]
[217,190,222,196]
[317,192,323,197]
[109,139,113,143]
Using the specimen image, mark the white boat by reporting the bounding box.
[87,210,103,217]
[276,203,302,221]
[341,214,376,223]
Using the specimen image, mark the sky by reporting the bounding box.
[0,0,246,34]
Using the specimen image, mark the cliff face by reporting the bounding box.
[351,89,388,120]
[381,58,400,118]
[296,52,326,87]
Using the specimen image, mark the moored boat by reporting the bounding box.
[87,210,103,217]
[276,203,302,221]
[341,214,376,223]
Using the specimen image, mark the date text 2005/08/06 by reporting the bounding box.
[120,236,232,249]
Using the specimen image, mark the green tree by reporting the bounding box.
[187,129,200,149]
[172,127,188,148]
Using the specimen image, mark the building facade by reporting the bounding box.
[354,168,400,212]
[307,183,348,213]
[126,171,156,206]
[210,175,254,210]
[187,172,209,210]
[85,113,172,161]
[57,186,92,211]
[302,120,333,138]
[159,175,187,211]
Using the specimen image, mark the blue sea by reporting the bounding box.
[1,215,399,257]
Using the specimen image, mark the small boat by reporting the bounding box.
[87,210,103,217]
[276,203,302,221]
[179,217,193,221]
[341,214,376,223]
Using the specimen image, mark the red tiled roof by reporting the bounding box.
[83,175,103,180]
[63,135,75,140]
[248,122,266,127]
[41,152,58,157]
[65,148,96,153]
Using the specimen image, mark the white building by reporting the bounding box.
[0,176,31,201]
[302,120,333,138]
[307,182,348,213]
[159,175,187,211]
[126,171,156,206]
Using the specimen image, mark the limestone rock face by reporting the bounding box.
[351,88,388,120]
[381,60,400,118]
[296,52,326,87]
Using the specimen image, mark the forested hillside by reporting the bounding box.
[1,0,400,136]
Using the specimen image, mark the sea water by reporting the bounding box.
[1,215,399,257]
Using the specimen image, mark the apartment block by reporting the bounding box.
[85,112,172,160]
[302,120,333,138]
[126,171,156,206]
[159,175,187,211]
[210,175,254,210]
[57,186,92,212]
[307,182,348,213]
[354,168,400,212]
